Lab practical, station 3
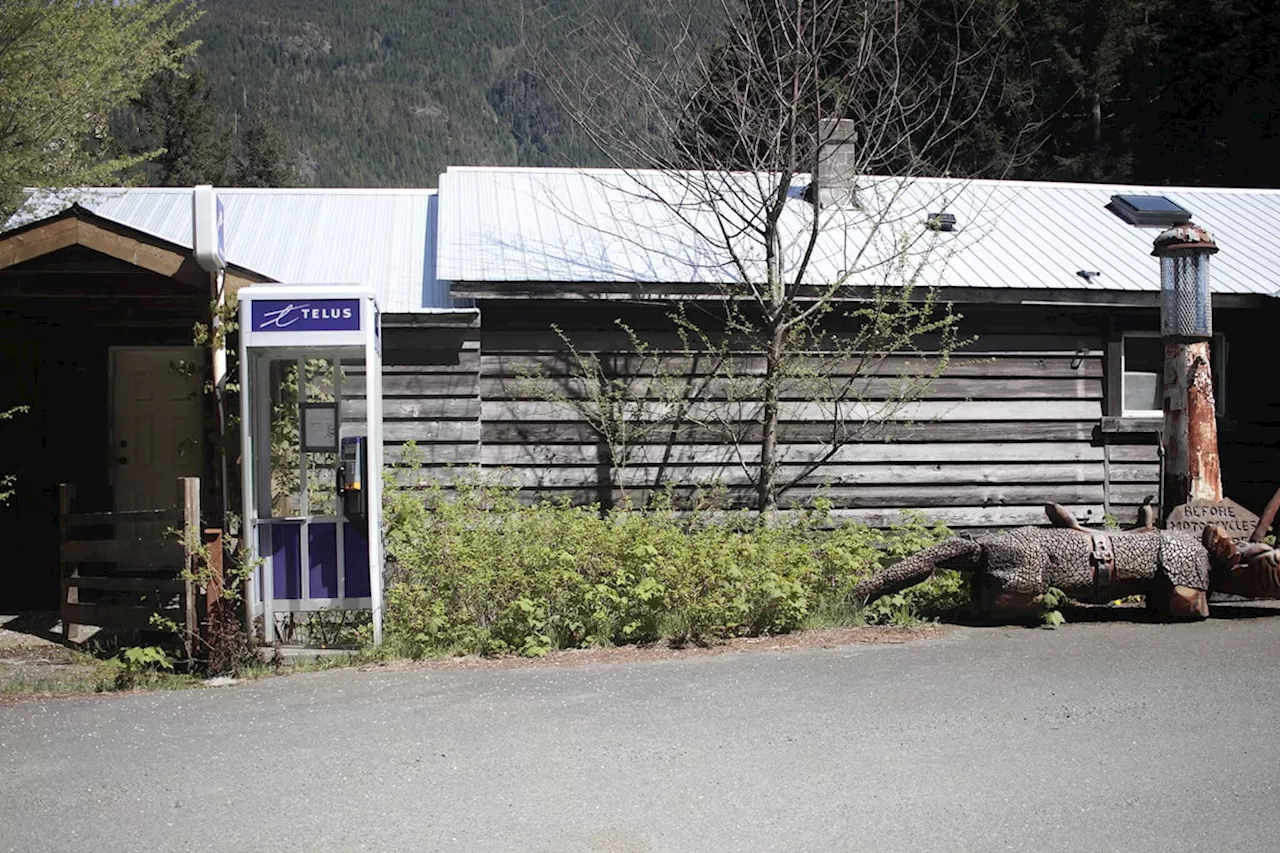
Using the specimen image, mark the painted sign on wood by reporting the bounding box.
[1165,497,1259,539]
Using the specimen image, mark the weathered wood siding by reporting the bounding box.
[469,302,1160,529]
[379,324,482,481]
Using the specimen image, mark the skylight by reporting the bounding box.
[1109,194,1192,227]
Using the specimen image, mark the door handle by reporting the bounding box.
[118,456,128,465]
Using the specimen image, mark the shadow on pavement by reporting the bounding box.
[938,599,1280,626]
[0,612,73,648]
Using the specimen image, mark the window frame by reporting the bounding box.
[1119,330,1227,420]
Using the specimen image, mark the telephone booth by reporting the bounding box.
[238,286,384,645]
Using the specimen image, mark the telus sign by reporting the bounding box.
[250,299,362,332]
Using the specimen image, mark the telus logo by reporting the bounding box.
[252,298,362,332]
[259,303,354,328]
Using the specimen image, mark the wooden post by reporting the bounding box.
[180,477,200,663]
[58,484,81,644]
[202,527,223,655]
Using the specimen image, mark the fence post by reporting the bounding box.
[180,478,200,663]
[58,484,81,644]
[201,527,223,654]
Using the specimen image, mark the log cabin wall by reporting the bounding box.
[465,299,1162,531]
[380,321,482,480]
[376,299,1280,532]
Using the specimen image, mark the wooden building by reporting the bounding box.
[3,174,1278,612]
[0,188,468,611]
[429,167,1280,530]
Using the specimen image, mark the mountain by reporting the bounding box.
[181,0,1280,190]
[186,0,706,187]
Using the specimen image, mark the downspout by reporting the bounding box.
[193,186,231,611]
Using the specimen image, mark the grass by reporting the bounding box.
[0,598,937,702]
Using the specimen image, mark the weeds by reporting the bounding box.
[382,471,951,658]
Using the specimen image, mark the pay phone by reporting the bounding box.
[239,286,384,646]
[339,435,367,521]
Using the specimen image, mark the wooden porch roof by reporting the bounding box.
[0,204,268,294]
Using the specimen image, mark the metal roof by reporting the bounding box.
[436,166,1280,298]
[7,187,444,313]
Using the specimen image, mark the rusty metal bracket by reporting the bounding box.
[1091,532,1116,601]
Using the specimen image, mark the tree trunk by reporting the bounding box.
[758,320,785,513]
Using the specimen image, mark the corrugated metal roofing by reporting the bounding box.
[436,166,1280,297]
[7,187,444,312]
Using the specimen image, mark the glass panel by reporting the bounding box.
[1123,372,1161,413]
[1125,336,1163,372]
[1116,195,1188,214]
[268,359,301,516]
[1123,336,1163,413]
[340,359,367,433]
[304,359,337,516]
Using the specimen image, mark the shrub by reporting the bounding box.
[382,468,951,657]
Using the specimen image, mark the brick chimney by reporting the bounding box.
[806,118,857,208]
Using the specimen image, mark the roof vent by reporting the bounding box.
[927,212,957,232]
[1108,194,1191,227]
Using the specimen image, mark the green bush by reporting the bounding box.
[382,469,951,658]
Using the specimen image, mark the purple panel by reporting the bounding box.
[270,522,302,600]
[308,523,339,599]
[343,522,371,598]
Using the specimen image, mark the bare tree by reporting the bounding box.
[517,317,725,508]
[525,0,1018,512]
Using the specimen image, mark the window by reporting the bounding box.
[1121,332,1227,418]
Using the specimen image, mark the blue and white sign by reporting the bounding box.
[215,196,226,268]
[250,299,363,333]
[193,185,226,272]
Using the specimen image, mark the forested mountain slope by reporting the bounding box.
[188,0,691,186]
[186,0,1280,189]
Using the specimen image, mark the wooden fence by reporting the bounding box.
[58,478,201,657]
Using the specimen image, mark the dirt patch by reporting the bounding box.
[363,624,948,674]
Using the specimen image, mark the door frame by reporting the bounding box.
[106,346,206,509]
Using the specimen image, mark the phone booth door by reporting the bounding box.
[252,356,373,643]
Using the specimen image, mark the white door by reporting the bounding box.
[111,348,205,512]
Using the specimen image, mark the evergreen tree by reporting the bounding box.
[1126,0,1280,186]
[235,106,298,187]
[1010,0,1166,182]
[136,66,233,186]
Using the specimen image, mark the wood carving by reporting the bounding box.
[855,488,1280,621]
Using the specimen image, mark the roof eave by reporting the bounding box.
[452,280,1276,309]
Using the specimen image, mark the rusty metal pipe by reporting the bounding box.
[1249,485,1280,543]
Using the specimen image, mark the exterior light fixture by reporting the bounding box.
[1152,222,1217,340]
[926,212,957,232]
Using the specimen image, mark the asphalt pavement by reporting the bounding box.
[3,606,1280,853]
